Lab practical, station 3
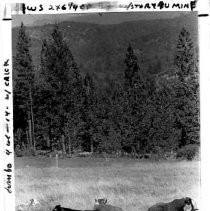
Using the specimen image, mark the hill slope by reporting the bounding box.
[12,13,198,83]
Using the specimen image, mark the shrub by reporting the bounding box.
[27,148,36,156]
[15,149,24,157]
[15,145,24,157]
[176,144,199,160]
[15,147,36,157]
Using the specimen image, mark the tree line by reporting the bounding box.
[13,23,199,158]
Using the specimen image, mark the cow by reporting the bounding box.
[94,198,108,206]
[147,197,198,211]
[94,198,123,211]
[52,205,96,211]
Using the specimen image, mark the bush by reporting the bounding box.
[15,147,36,157]
[25,148,36,156]
[15,149,24,157]
[176,144,199,160]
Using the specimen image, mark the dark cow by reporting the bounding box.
[148,197,198,211]
[94,204,123,211]
[52,205,96,211]
[94,198,123,211]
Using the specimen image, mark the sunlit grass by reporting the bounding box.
[15,159,200,211]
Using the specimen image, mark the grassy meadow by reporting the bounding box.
[15,157,200,211]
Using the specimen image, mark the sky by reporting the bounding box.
[12,12,190,27]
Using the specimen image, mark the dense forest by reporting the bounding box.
[13,18,199,160]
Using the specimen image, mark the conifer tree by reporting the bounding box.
[124,44,139,87]
[174,27,196,82]
[174,27,199,147]
[122,44,149,154]
[40,25,84,153]
[81,73,98,152]
[13,22,35,149]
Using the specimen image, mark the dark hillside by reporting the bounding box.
[12,13,198,84]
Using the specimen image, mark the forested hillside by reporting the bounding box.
[13,13,199,160]
[12,13,198,86]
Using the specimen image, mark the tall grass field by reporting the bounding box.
[15,157,200,211]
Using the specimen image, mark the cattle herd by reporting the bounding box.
[52,197,198,211]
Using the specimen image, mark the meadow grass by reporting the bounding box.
[15,158,200,211]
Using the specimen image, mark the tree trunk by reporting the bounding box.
[66,123,72,156]
[91,139,94,153]
[137,141,140,159]
[68,135,72,156]
[49,119,52,150]
[29,86,35,150]
[61,134,66,155]
[26,130,30,149]
[67,127,71,156]
[28,118,32,148]
[46,136,50,148]
[131,145,137,158]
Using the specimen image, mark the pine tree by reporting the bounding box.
[174,27,199,147]
[174,27,196,82]
[122,44,150,154]
[40,25,84,153]
[124,44,139,87]
[13,22,35,149]
[80,73,98,152]
[147,82,180,154]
